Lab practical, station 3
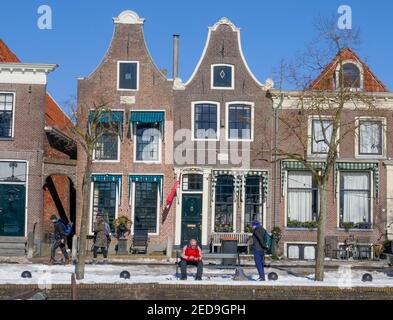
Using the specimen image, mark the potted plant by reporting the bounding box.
[112,216,132,254]
[215,223,233,233]
[340,220,354,231]
[113,216,132,238]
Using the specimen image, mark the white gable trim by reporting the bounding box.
[184,17,263,88]
[0,63,57,85]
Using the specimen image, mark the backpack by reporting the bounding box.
[264,231,272,254]
[59,220,73,236]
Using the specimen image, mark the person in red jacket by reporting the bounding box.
[180,239,203,280]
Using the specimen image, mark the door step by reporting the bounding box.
[0,237,27,256]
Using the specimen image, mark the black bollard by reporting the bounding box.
[120,270,130,279]
[268,272,278,281]
[21,271,32,279]
[362,273,373,282]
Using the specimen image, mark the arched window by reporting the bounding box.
[335,62,362,89]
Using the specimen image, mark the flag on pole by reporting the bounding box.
[162,178,180,223]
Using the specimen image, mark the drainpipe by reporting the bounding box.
[267,91,284,258]
[172,34,179,79]
[272,92,284,230]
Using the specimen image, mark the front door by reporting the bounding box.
[0,184,26,237]
[181,194,202,246]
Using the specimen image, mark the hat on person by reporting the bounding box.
[50,214,57,220]
[252,221,261,229]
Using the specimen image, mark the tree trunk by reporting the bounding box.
[315,183,327,281]
[75,161,92,280]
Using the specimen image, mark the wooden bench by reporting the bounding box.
[175,251,242,278]
[211,233,252,253]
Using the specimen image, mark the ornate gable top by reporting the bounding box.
[210,17,239,32]
[113,10,145,25]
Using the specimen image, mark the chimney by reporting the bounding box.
[173,34,179,79]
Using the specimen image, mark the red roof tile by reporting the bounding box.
[0,39,20,63]
[310,48,388,92]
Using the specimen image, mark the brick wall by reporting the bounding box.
[76,18,175,250]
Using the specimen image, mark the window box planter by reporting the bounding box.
[339,220,372,231]
[287,220,318,229]
[214,224,233,233]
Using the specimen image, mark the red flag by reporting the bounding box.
[162,179,180,223]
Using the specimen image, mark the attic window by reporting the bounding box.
[335,62,362,90]
[211,64,234,89]
[118,61,139,90]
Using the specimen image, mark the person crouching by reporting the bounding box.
[180,239,203,280]
[92,214,110,264]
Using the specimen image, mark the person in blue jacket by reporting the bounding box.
[251,221,268,281]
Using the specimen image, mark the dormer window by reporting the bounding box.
[211,64,234,89]
[335,61,363,91]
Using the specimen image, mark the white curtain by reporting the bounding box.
[342,172,370,224]
[360,122,381,154]
[288,245,300,259]
[304,246,316,260]
[287,172,313,222]
[313,120,333,153]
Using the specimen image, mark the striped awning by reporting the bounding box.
[128,175,164,205]
[88,111,124,139]
[91,175,122,202]
[211,170,268,202]
[334,162,379,198]
[130,112,164,124]
[281,161,326,194]
[88,111,124,124]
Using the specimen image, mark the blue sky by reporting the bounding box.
[1,1,393,112]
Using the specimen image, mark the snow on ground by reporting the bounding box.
[0,263,393,288]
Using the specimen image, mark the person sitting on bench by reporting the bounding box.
[180,239,203,280]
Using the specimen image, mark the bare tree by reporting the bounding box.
[65,98,115,280]
[267,17,382,281]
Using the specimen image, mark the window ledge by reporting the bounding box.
[0,138,14,141]
[93,160,121,163]
[285,227,318,231]
[337,228,374,232]
[355,155,386,160]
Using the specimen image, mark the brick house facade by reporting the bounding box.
[270,49,393,259]
[76,11,175,252]
[173,18,273,250]
[0,40,76,256]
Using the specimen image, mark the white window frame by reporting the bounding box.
[336,170,374,230]
[211,174,237,234]
[0,159,28,237]
[334,60,364,92]
[133,125,162,165]
[91,109,123,163]
[240,172,267,232]
[285,170,319,229]
[89,175,121,235]
[130,174,163,236]
[307,116,338,158]
[211,64,235,90]
[0,92,16,139]
[191,101,220,141]
[355,117,386,159]
[117,60,140,91]
[225,101,254,142]
[285,242,317,260]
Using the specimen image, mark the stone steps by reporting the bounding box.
[0,237,26,257]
